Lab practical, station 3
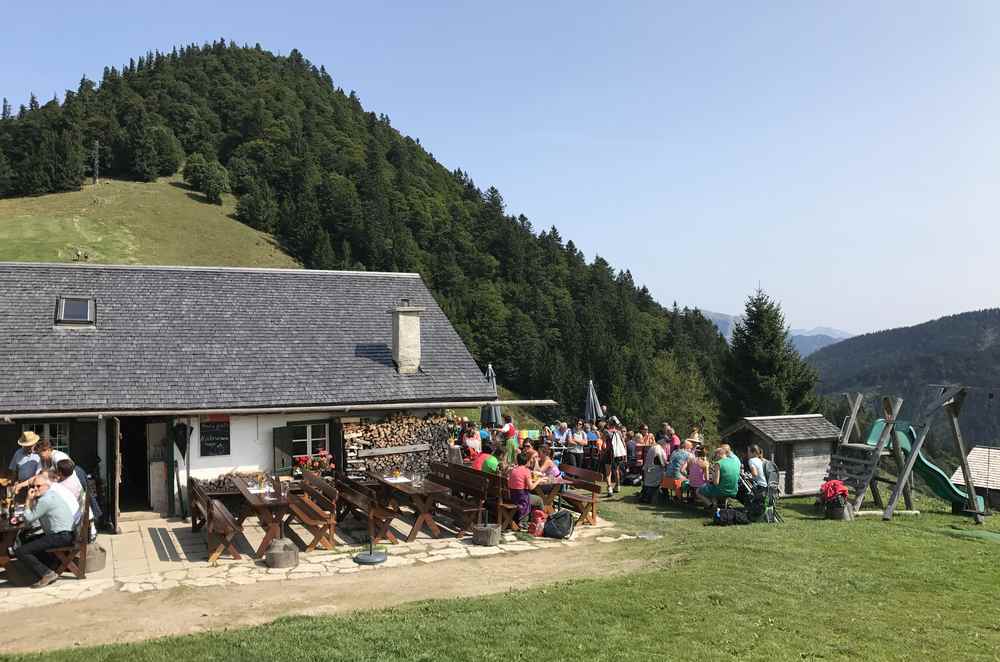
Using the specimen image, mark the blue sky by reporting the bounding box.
[4,1,999,334]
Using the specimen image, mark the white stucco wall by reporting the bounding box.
[173,409,436,487]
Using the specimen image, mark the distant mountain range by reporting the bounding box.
[807,308,1000,447]
[702,311,852,356]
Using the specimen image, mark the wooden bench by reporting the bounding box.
[189,476,210,532]
[334,475,399,545]
[50,493,90,579]
[560,465,602,526]
[427,462,487,536]
[206,498,243,562]
[444,463,520,531]
[287,470,339,551]
[189,477,244,562]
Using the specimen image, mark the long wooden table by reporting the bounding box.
[531,476,574,513]
[231,476,291,558]
[370,474,450,543]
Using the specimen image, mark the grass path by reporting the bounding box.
[8,489,999,661]
[0,177,298,268]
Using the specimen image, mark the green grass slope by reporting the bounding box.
[0,176,299,268]
[11,491,999,661]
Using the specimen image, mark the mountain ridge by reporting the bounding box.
[808,307,1000,446]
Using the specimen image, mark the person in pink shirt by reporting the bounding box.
[686,445,710,501]
[508,452,543,524]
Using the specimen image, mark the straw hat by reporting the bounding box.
[17,431,39,448]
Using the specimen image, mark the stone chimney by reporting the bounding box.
[392,298,425,375]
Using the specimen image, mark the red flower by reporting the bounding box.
[820,479,849,502]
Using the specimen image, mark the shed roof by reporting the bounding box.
[722,414,841,444]
[950,446,1000,491]
[0,263,497,414]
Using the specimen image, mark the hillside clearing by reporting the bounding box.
[0,177,298,268]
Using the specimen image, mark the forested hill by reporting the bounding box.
[808,308,1000,446]
[0,40,728,428]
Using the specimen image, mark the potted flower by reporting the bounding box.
[820,479,851,520]
[292,455,310,478]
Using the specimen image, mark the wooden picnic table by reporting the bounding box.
[370,473,450,543]
[531,476,574,513]
[231,476,292,558]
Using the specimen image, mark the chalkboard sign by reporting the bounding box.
[200,419,231,457]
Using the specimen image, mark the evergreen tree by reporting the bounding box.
[1,98,10,121]
[148,125,184,176]
[0,152,12,195]
[309,230,337,269]
[235,185,278,231]
[723,289,818,422]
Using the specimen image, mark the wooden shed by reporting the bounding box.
[950,446,1000,510]
[721,414,841,496]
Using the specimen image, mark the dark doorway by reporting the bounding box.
[118,417,149,511]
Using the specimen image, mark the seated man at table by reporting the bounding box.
[508,452,543,525]
[13,473,76,588]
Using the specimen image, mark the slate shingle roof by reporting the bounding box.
[0,263,497,413]
[723,414,841,444]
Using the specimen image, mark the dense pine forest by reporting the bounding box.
[0,40,739,429]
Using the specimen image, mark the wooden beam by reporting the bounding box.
[884,419,931,520]
[840,393,864,445]
[853,397,902,513]
[356,443,431,458]
[945,393,985,524]
[889,422,913,510]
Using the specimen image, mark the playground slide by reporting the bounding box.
[866,420,985,511]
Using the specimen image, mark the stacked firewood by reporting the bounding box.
[344,414,451,477]
[194,471,260,493]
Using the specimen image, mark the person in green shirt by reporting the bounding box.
[696,446,741,506]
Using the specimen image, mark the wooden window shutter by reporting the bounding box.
[273,426,294,476]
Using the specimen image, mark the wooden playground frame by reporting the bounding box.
[830,386,986,524]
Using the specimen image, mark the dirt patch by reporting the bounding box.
[1,544,644,654]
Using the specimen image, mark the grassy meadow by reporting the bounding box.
[0,177,299,268]
[10,489,999,662]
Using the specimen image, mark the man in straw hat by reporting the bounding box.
[11,472,76,588]
[8,431,41,486]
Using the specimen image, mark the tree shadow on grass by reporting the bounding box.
[169,180,213,205]
[780,500,825,519]
[627,494,710,521]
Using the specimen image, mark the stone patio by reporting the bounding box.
[0,509,631,613]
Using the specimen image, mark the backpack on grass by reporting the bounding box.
[544,509,575,539]
[713,508,750,526]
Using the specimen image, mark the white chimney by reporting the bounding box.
[392,298,425,375]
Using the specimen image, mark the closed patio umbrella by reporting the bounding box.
[481,363,502,427]
[583,379,603,423]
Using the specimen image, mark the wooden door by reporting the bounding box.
[106,417,121,533]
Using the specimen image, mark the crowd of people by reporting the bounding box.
[453,408,773,512]
[448,410,765,513]
[3,431,99,588]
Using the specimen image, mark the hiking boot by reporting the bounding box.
[30,571,58,589]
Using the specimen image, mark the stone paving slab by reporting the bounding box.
[0,515,628,613]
